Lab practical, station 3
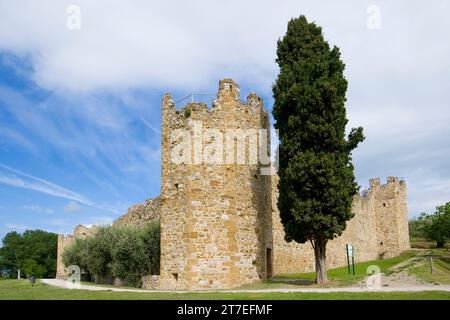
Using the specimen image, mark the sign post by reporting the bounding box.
[346,244,351,275]
[346,244,355,275]
[352,249,356,275]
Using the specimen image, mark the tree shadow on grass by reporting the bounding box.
[269,277,316,286]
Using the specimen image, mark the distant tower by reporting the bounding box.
[159,79,273,290]
[371,177,410,258]
[56,225,97,279]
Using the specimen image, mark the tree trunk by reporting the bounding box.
[312,238,328,284]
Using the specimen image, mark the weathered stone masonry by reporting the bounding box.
[56,225,96,279]
[159,79,272,290]
[56,79,410,290]
[272,176,410,275]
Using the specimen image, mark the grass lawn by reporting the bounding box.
[55,251,420,292]
[0,279,449,300]
[271,250,418,287]
[410,237,450,250]
[408,249,450,285]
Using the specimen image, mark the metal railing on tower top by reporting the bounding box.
[174,93,216,109]
[174,93,248,109]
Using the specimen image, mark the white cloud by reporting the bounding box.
[0,163,93,206]
[63,201,82,213]
[88,216,114,226]
[0,126,38,154]
[0,1,447,94]
[48,218,71,227]
[0,1,356,92]
[0,0,449,219]
[0,163,121,214]
[5,223,30,231]
[22,205,54,214]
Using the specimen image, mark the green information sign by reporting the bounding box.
[346,244,355,275]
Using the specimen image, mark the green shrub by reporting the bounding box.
[140,221,160,275]
[184,107,192,118]
[417,203,450,248]
[110,226,147,287]
[22,258,46,278]
[409,219,424,238]
[62,238,89,272]
[62,221,160,287]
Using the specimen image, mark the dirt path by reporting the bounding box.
[358,250,439,288]
[42,278,450,293]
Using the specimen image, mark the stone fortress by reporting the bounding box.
[56,79,410,290]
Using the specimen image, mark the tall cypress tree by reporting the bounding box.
[273,16,364,284]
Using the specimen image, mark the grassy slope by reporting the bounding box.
[272,250,418,287]
[408,249,450,285]
[0,280,449,300]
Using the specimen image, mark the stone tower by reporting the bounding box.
[56,225,97,278]
[159,79,273,290]
[370,177,410,258]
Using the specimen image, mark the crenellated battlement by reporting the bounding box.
[55,224,98,279]
[162,79,268,131]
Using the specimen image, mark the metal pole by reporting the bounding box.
[346,245,351,275]
[352,254,356,275]
[430,256,434,274]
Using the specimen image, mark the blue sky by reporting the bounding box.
[0,53,163,236]
[1,0,450,240]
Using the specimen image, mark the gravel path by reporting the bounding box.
[41,278,450,293]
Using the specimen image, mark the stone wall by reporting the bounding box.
[272,176,410,274]
[55,225,97,279]
[114,197,160,227]
[142,275,161,289]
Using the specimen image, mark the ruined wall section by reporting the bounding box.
[113,197,160,227]
[56,234,75,279]
[159,79,272,290]
[56,225,97,279]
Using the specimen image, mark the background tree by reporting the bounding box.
[417,202,450,248]
[0,230,57,278]
[22,258,46,278]
[273,15,364,284]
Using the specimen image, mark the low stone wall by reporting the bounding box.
[142,275,160,289]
